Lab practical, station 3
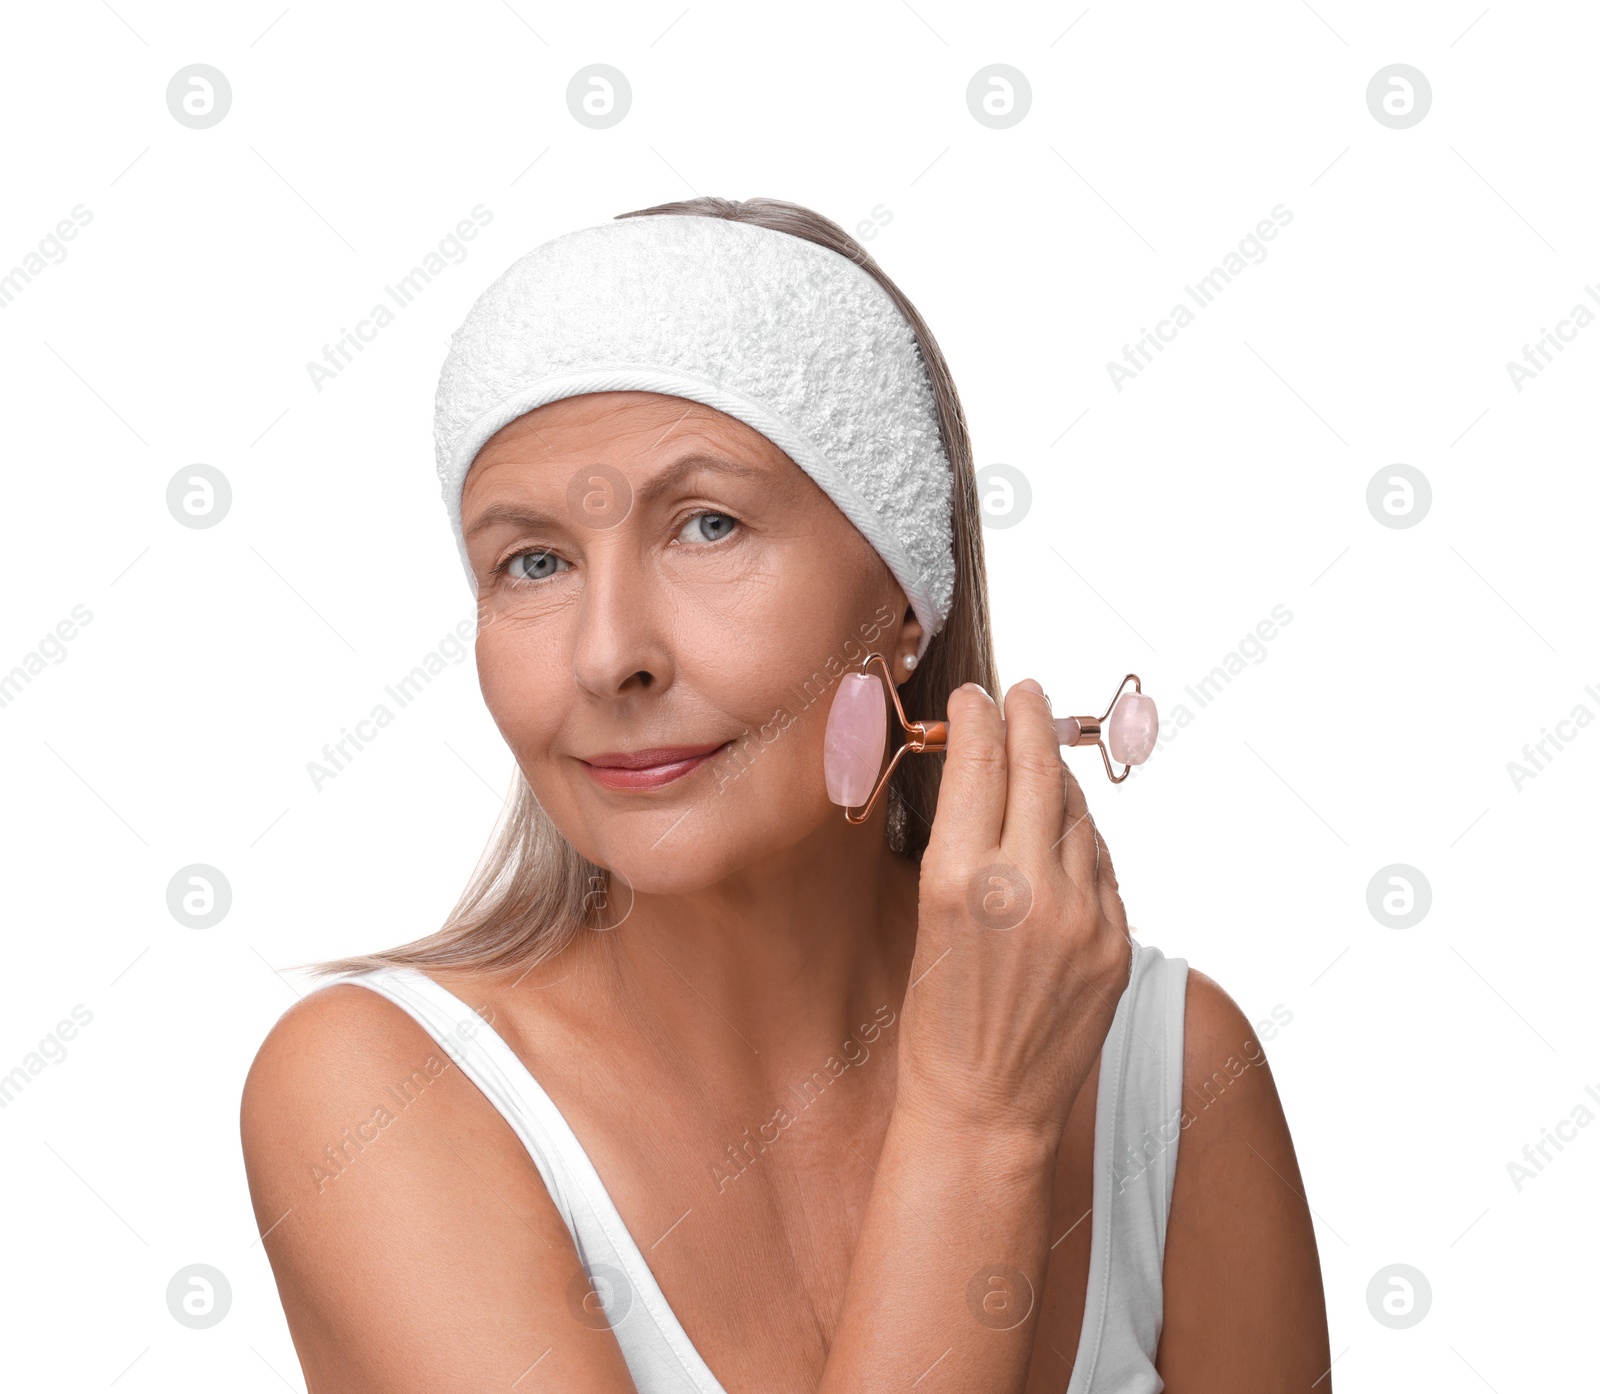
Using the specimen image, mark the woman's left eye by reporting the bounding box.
[677,511,739,545]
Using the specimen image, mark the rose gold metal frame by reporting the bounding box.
[1072,674,1147,785]
[841,653,1146,824]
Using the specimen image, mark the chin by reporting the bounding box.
[564,779,831,898]
[592,850,731,900]
[570,820,750,898]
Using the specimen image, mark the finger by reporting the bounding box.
[928,683,1007,857]
[1055,761,1100,895]
[999,679,1068,857]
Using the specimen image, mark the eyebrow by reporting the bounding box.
[464,451,769,539]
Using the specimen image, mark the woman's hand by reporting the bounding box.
[895,678,1135,1147]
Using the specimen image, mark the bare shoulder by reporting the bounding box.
[242,981,432,1119]
[1169,965,1304,1183]
[239,981,636,1393]
[1155,966,1332,1392]
[240,982,491,1181]
[1175,968,1281,1153]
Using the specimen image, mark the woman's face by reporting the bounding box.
[461,391,918,895]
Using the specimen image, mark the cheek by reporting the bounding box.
[701,697,810,800]
[692,658,844,819]
[475,626,562,753]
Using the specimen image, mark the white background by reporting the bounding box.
[1,1,1594,1389]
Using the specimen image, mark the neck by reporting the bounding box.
[579,815,920,1103]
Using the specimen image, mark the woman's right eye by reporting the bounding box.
[499,549,569,584]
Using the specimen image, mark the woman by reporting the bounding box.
[241,196,1330,1393]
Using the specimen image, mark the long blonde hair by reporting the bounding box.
[305,196,999,980]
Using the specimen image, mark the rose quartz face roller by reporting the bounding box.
[824,652,1158,823]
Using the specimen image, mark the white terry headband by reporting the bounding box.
[433,214,956,659]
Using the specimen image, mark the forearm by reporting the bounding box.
[817,1103,1059,1394]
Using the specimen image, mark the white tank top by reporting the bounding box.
[336,939,1188,1393]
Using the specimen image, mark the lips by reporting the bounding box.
[580,741,730,791]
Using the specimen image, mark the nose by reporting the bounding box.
[568,538,673,701]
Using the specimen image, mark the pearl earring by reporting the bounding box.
[902,653,918,671]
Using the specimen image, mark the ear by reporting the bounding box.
[894,604,924,685]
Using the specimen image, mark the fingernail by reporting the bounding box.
[1016,678,1043,695]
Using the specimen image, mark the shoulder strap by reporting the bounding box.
[331,966,730,1394]
[1068,940,1189,1394]
[330,966,579,1223]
